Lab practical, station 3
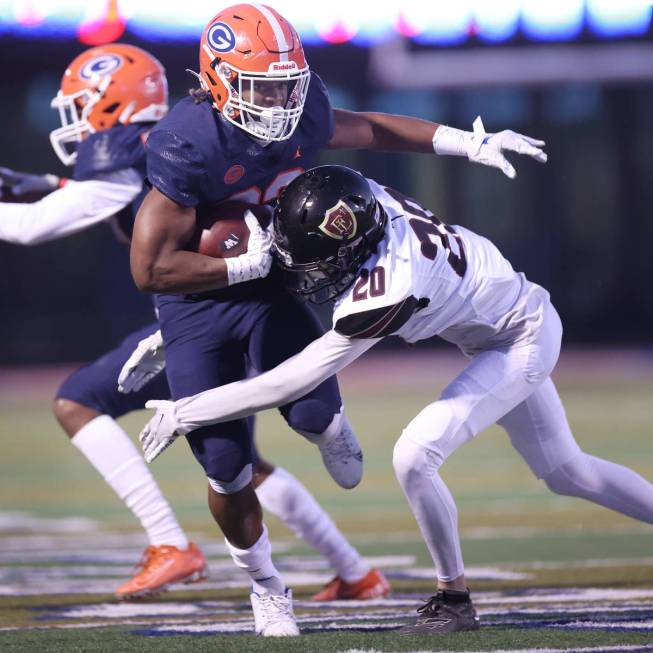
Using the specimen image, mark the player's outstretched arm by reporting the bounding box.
[328,110,546,179]
[0,166,64,199]
[0,169,142,245]
[434,116,547,179]
[139,330,379,462]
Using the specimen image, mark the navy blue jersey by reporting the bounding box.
[74,123,153,241]
[146,72,333,209]
[74,123,152,181]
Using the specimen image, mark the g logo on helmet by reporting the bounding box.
[207,22,237,53]
[319,201,358,240]
[80,55,123,81]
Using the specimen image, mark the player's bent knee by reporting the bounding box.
[52,397,75,424]
[285,399,341,441]
[393,435,442,490]
[399,399,465,453]
[524,357,555,387]
[207,464,253,495]
[52,397,100,437]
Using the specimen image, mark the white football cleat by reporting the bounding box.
[318,420,363,489]
[250,588,299,637]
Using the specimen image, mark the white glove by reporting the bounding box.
[118,329,166,393]
[139,399,188,463]
[224,210,273,285]
[432,116,547,179]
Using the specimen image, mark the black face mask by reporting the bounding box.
[280,262,358,305]
[273,233,369,304]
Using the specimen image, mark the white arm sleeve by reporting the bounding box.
[0,168,142,245]
[175,329,380,431]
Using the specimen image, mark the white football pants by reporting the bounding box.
[393,302,653,581]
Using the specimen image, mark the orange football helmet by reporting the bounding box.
[50,43,168,166]
[198,3,311,142]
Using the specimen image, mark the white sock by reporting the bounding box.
[256,467,369,583]
[225,524,285,595]
[71,415,189,550]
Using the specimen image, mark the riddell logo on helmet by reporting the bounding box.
[270,62,298,72]
[319,201,358,240]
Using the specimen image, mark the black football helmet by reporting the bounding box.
[273,165,387,304]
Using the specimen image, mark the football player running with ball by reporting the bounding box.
[0,43,386,604]
[129,2,547,636]
[140,165,653,636]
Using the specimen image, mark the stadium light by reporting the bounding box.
[0,0,650,46]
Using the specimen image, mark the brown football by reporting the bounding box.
[189,200,270,258]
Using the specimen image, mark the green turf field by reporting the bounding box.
[2,349,653,652]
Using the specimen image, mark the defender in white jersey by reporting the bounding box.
[139,166,653,634]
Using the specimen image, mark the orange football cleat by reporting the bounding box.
[115,542,207,600]
[311,568,390,601]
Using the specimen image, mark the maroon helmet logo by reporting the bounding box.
[318,201,358,240]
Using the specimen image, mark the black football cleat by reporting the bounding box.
[399,589,480,635]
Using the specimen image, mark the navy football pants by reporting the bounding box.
[56,322,261,465]
[57,322,169,417]
[56,322,260,464]
[153,287,342,483]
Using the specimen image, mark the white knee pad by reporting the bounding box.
[208,463,253,495]
[393,435,442,490]
[399,396,470,467]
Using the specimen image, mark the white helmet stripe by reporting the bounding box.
[253,4,289,62]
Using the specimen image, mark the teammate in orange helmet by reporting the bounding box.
[0,43,208,599]
[128,3,547,635]
[49,43,168,166]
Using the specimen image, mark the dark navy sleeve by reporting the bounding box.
[301,72,334,149]
[74,124,150,182]
[145,128,207,207]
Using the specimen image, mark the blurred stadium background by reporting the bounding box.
[1,2,653,649]
[1,0,652,361]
